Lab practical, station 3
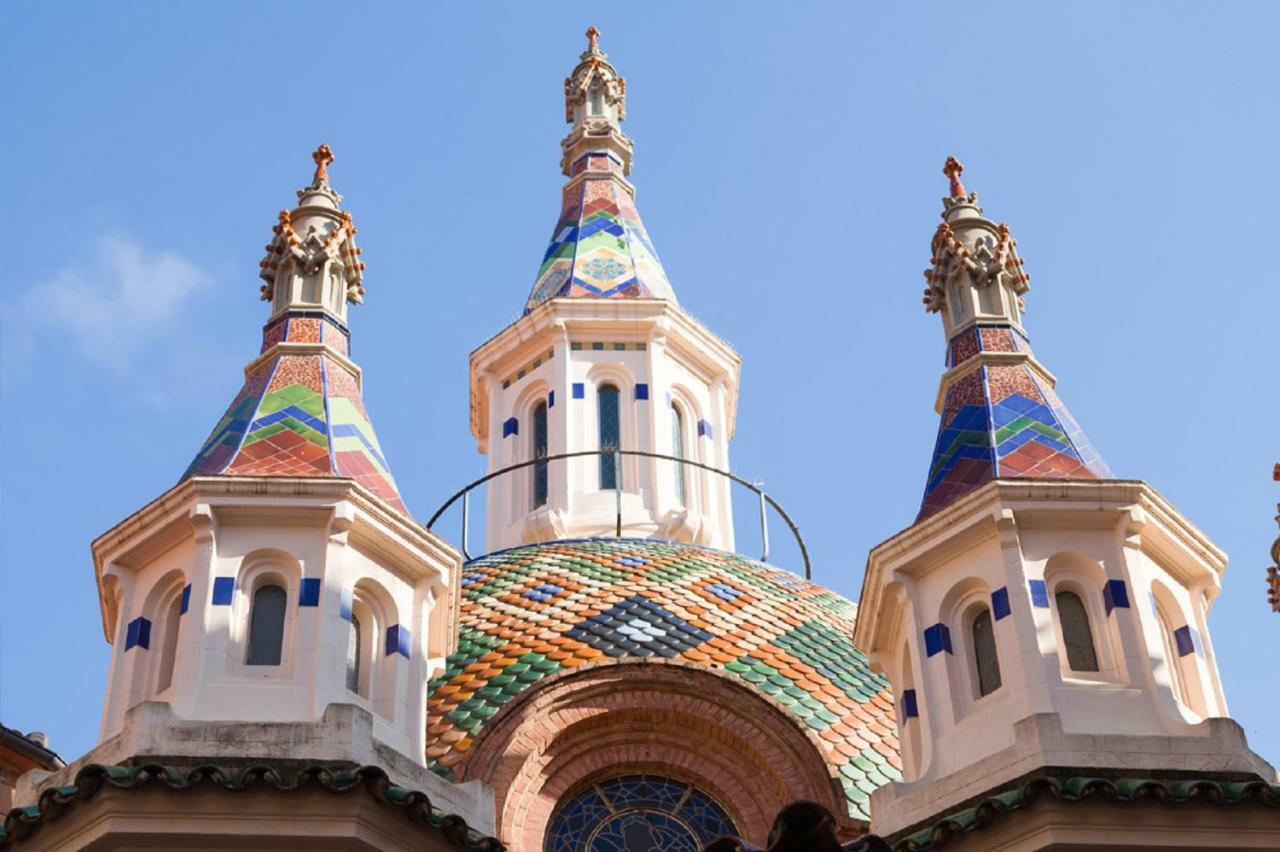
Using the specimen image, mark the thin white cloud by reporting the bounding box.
[9,234,210,374]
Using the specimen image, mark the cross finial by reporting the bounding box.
[312,144,334,185]
[943,156,967,197]
[586,26,601,53]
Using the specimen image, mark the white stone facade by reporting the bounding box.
[470,299,740,553]
[91,477,459,767]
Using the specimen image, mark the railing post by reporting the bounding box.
[758,487,770,564]
[614,449,623,538]
[461,490,472,561]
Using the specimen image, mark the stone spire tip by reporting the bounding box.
[585,25,602,54]
[943,156,967,198]
[311,144,334,186]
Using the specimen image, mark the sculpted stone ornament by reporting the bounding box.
[943,155,967,197]
[311,143,334,185]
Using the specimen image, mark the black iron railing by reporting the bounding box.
[425,449,812,579]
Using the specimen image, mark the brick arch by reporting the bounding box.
[458,660,858,850]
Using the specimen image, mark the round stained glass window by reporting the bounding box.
[545,774,739,852]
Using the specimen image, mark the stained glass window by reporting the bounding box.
[970,608,1001,696]
[533,402,549,508]
[1055,590,1099,672]
[545,774,738,852]
[246,584,286,666]
[598,384,621,490]
[671,402,686,506]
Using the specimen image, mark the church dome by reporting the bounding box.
[425,538,900,821]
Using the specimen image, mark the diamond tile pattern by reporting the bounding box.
[182,310,407,514]
[425,538,900,819]
[920,324,1111,518]
[525,153,676,312]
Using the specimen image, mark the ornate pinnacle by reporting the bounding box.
[312,144,334,185]
[943,156,967,198]
[586,25,601,54]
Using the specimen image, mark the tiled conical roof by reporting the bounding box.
[182,147,407,515]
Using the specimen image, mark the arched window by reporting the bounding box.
[1055,590,1099,672]
[546,774,738,851]
[155,592,182,693]
[532,401,548,509]
[970,608,1001,697]
[246,584,287,666]
[671,401,687,506]
[598,384,621,489]
[345,613,362,693]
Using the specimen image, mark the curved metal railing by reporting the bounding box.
[425,449,812,579]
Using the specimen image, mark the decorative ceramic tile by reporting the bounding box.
[424,538,900,819]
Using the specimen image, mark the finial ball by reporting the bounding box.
[586,26,601,52]
[311,144,334,184]
[943,156,968,198]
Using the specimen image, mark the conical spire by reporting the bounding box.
[525,27,675,312]
[182,146,407,514]
[918,158,1109,518]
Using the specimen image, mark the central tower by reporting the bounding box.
[470,28,740,552]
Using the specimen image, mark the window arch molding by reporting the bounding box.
[347,577,400,721]
[938,578,1004,716]
[667,384,706,512]
[512,379,552,519]
[1150,579,1208,720]
[135,568,188,701]
[1043,552,1124,683]
[584,365,636,493]
[234,549,302,677]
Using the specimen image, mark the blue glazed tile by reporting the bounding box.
[572,383,585,399]
[697,419,713,439]
[179,584,191,615]
[991,586,1011,620]
[635,383,649,401]
[125,617,151,651]
[548,390,555,408]
[299,577,321,607]
[1103,579,1130,615]
[1028,579,1049,608]
[340,586,353,621]
[1174,625,1195,657]
[212,577,235,606]
[386,624,411,658]
[503,417,519,438]
[923,623,952,657]
[901,688,919,718]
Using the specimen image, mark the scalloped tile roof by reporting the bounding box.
[425,538,901,820]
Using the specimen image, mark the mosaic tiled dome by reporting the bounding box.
[425,538,901,819]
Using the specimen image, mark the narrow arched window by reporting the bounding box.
[971,608,1001,697]
[1055,590,1099,672]
[345,613,362,693]
[598,384,621,489]
[532,401,548,508]
[155,593,182,693]
[671,401,687,506]
[246,584,287,666]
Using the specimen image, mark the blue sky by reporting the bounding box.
[3,2,1277,767]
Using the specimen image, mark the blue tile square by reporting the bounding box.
[548,390,555,408]
[1104,579,1130,615]
[572,383,585,400]
[923,623,952,657]
[299,578,321,607]
[503,417,519,438]
[179,584,191,615]
[339,586,353,621]
[125,616,151,651]
[1028,579,1049,608]
[635,383,649,401]
[901,688,919,719]
[1174,625,1195,657]
[211,577,235,606]
[386,624,411,658]
[697,419,713,439]
[991,586,1011,620]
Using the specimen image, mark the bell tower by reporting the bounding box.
[470,28,741,553]
[853,159,1276,839]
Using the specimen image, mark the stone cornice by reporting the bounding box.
[855,479,1226,653]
